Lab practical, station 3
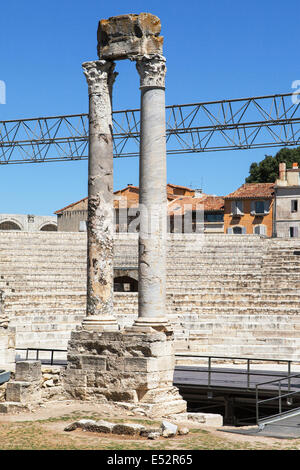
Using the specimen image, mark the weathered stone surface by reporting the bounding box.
[0,402,31,413]
[178,426,189,436]
[161,420,177,437]
[147,432,161,440]
[64,422,80,432]
[5,381,41,404]
[81,59,118,332]
[63,329,186,416]
[94,420,115,433]
[112,423,145,435]
[0,326,16,371]
[169,412,223,427]
[136,54,166,88]
[97,13,163,60]
[140,428,162,438]
[15,361,41,382]
[0,383,6,402]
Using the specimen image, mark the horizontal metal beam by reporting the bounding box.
[0,92,299,164]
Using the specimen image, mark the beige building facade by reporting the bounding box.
[275,162,300,238]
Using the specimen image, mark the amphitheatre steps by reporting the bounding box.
[0,232,300,358]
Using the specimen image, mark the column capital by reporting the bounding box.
[82,60,117,95]
[136,54,166,89]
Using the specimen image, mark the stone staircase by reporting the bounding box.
[0,232,300,359]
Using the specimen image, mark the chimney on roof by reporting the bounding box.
[279,162,286,181]
[128,183,133,186]
[194,189,203,197]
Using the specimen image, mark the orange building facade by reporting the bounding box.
[224,183,275,237]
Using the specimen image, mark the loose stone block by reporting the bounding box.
[112,423,145,435]
[124,357,159,372]
[97,13,163,60]
[80,355,107,370]
[15,360,41,382]
[161,420,177,437]
[5,381,41,404]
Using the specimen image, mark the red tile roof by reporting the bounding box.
[167,195,224,215]
[54,197,88,214]
[225,183,275,199]
[55,184,216,214]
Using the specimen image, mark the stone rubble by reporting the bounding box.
[64,418,187,440]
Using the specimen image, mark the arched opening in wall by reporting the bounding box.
[114,276,138,292]
[0,221,22,230]
[40,224,57,232]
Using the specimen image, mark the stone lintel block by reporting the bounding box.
[70,329,102,342]
[15,361,41,382]
[138,386,183,404]
[86,387,138,403]
[97,13,163,60]
[62,369,87,388]
[123,330,168,343]
[0,402,30,414]
[124,356,175,373]
[149,341,175,358]
[80,355,107,371]
[124,357,158,372]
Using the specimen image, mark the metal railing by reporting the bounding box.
[15,348,67,365]
[175,354,295,389]
[256,374,300,425]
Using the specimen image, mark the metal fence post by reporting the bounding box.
[208,357,211,387]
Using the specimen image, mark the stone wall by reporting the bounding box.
[0,214,57,231]
[0,232,300,361]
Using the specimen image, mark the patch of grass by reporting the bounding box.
[1,416,300,450]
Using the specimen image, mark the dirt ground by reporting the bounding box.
[0,400,300,451]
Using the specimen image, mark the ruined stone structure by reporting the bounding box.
[61,13,186,414]
[0,214,57,232]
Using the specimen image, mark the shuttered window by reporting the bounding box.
[255,201,265,214]
[231,200,243,215]
[254,225,267,235]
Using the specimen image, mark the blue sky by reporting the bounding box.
[0,0,299,215]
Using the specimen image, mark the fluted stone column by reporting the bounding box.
[134,54,168,328]
[81,60,118,331]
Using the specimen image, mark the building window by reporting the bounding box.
[231,200,243,216]
[290,226,299,238]
[255,201,265,214]
[204,213,224,222]
[291,200,298,213]
[79,221,87,232]
[250,200,270,215]
[254,225,267,236]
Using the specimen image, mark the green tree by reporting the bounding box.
[245,147,300,183]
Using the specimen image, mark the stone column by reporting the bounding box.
[81,60,118,331]
[134,54,168,329]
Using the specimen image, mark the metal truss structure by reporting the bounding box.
[0,92,300,164]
